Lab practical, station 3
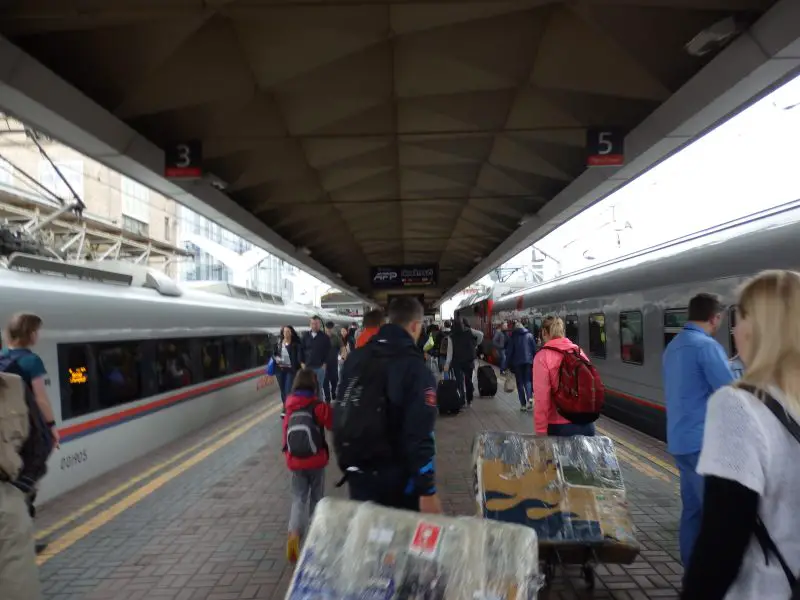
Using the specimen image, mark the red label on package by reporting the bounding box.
[410,522,442,556]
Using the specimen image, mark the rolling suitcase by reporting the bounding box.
[477,365,497,397]
[437,373,462,415]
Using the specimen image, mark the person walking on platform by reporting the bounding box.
[334,296,442,515]
[682,271,800,599]
[324,321,342,403]
[443,319,483,407]
[533,316,596,435]
[493,323,510,375]
[663,293,734,568]
[356,309,384,349]
[283,369,332,564]
[301,316,331,400]
[275,326,302,419]
[0,371,43,599]
[436,321,452,373]
[506,321,537,411]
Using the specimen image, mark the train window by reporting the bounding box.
[155,340,194,394]
[200,338,229,381]
[231,336,255,371]
[620,311,644,365]
[730,306,738,357]
[664,309,688,346]
[58,344,92,419]
[565,315,579,344]
[254,335,272,366]
[95,342,143,409]
[588,314,606,359]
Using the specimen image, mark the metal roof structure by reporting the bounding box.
[0,0,797,305]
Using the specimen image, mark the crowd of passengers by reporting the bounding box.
[3,269,800,600]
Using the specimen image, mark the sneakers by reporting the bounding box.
[286,534,301,564]
[520,405,527,412]
[280,412,286,420]
[526,400,534,412]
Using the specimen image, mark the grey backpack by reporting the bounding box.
[285,403,326,459]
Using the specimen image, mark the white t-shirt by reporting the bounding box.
[697,385,800,599]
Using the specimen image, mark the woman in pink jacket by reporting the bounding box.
[533,316,596,437]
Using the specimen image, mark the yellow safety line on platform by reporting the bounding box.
[36,402,280,566]
[37,402,278,541]
[614,445,673,484]
[597,426,680,478]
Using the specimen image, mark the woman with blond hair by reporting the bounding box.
[683,270,800,599]
[533,315,595,436]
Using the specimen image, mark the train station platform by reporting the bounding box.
[34,366,684,600]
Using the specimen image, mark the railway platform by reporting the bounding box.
[34,365,684,600]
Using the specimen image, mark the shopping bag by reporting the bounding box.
[504,374,516,393]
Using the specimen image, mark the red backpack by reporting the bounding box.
[546,347,605,424]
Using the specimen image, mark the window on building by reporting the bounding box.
[0,158,14,186]
[122,215,149,237]
[730,306,738,357]
[565,315,579,344]
[164,216,171,241]
[664,309,688,346]
[155,340,194,393]
[39,159,84,201]
[121,176,150,224]
[58,344,92,419]
[620,311,644,365]
[589,314,606,358]
[95,341,143,409]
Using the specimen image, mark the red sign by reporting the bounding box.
[410,522,442,556]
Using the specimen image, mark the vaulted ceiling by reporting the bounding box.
[0,0,776,302]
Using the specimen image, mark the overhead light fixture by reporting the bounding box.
[685,16,744,57]
[299,246,312,256]
[334,272,342,278]
[473,256,483,263]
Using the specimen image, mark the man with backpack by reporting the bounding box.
[0,371,44,599]
[282,368,333,564]
[334,296,442,514]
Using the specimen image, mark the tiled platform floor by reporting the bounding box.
[36,365,682,599]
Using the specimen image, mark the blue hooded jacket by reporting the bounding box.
[506,326,537,368]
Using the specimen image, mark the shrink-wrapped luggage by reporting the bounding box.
[286,498,542,599]
[473,432,639,564]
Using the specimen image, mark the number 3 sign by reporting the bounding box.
[165,141,203,178]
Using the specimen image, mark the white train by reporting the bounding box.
[0,254,348,503]
[457,201,800,441]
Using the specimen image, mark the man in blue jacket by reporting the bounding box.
[335,296,441,515]
[505,321,537,411]
[301,316,331,399]
[663,293,734,568]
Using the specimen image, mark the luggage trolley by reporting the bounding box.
[472,432,641,593]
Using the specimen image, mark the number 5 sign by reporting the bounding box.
[165,141,203,178]
[586,128,624,167]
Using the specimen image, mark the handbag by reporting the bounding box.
[266,357,276,377]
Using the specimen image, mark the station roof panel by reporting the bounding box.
[0,0,778,302]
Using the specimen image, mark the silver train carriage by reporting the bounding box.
[0,255,349,503]
[482,202,800,441]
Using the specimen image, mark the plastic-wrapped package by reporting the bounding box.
[286,498,542,599]
[473,432,639,564]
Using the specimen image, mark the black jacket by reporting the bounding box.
[337,323,438,496]
[450,327,477,364]
[275,340,302,373]
[301,330,331,369]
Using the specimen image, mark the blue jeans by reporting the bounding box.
[276,369,295,408]
[324,362,338,403]
[497,349,507,372]
[673,452,704,566]
[512,364,532,407]
[311,366,326,401]
[547,423,595,436]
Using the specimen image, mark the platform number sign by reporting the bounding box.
[586,128,624,167]
[165,141,203,178]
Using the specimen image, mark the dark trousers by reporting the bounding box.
[324,362,338,403]
[347,470,419,512]
[452,362,474,405]
[276,368,295,408]
[547,422,595,436]
[512,363,532,407]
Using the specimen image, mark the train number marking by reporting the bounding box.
[60,449,88,470]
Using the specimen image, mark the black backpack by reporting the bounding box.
[0,354,54,491]
[285,402,326,460]
[333,341,417,472]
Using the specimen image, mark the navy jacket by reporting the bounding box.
[506,326,537,367]
[301,330,331,369]
[337,323,438,496]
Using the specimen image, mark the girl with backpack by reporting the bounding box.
[533,316,601,436]
[283,368,332,564]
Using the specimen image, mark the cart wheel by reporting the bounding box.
[582,564,595,590]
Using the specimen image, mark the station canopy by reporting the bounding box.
[0,0,777,306]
